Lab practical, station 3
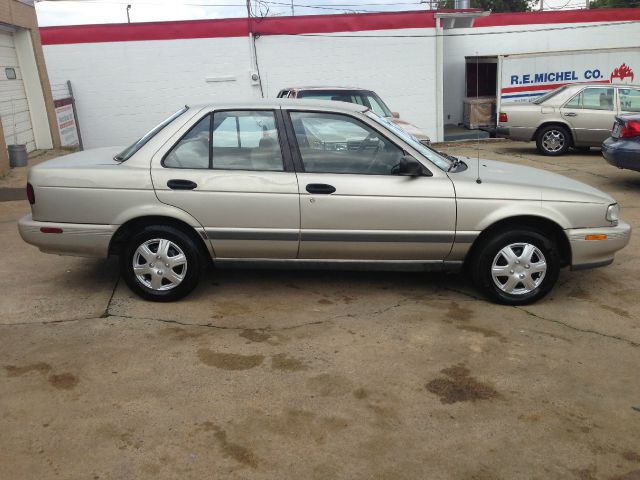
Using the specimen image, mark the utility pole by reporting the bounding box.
[291,0,294,16]
[126,4,131,23]
[539,0,543,11]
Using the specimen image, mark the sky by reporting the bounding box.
[34,0,588,27]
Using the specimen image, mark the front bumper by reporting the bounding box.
[567,220,631,270]
[18,214,115,258]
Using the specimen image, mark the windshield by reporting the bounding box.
[363,93,393,117]
[532,86,569,104]
[366,111,451,171]
[115,106,189,162]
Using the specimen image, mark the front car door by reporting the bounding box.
[284,108,456,261]
[151,108,300,259]
[560,86,617,145]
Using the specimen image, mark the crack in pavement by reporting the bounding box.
[518,307,640,348]
[443,285,639,348]
[3,276,637,348]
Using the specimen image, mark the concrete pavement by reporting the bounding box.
[1,142,639,480]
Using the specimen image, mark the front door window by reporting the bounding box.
[289,111,404,175]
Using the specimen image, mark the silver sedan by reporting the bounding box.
[497,82,640,155]
[19,100,630,304]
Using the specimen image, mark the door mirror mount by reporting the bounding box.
[397,155,423,177]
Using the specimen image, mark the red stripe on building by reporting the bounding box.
[475,7,640,27]
[40,10,437,45]
[501,80,610,94]
[39,7,640,46]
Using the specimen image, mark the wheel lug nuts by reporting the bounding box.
[156,255,161,259]
[157,270,162,275]
[525,264,530,269]
[166,263,170,267]
[149,263,154,267]
[519,274,525,279]
[510,270,514,274]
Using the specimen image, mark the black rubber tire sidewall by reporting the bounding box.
[536,125,571,156]
[471,229,560,305]
[120,225,202,302]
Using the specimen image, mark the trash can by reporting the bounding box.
[8,144,27,168]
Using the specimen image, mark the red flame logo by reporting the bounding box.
[611,63,635,82]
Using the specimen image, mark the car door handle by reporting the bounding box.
[306,183,336,194]
[167,179,197,190]
[564,112,578,117]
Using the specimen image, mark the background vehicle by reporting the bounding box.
[497,83,640,155]
[277,86,431,145]
[19,100,630,305]
[602,113,640,171]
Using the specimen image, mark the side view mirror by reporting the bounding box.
[398,155,423,177]
[391,111,400,119]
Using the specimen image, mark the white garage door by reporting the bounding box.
[0,29,35,152]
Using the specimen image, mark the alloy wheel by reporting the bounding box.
[541,129,566,153]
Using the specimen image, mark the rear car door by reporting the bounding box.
[151,109,300,258]
[561,86,617,144]
[285,109,456,261]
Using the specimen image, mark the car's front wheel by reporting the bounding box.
[120,225,203,301]
[536,125,571,156]
[471,228,560,305]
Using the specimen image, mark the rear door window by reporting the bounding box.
[565,87,615,111]
[212,111,284,171]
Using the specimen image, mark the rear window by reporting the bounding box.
[532,86,570,104]
[115,106,188,162]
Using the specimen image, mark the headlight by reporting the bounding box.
[606,203,619,222]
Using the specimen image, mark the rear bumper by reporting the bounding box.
[567,220,631,270]
[496,125,535,142]
[602,137,640,171]
[18,214,115,258]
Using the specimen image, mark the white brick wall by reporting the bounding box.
[43,29,437,148]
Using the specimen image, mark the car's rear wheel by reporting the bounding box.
[121,225,202,301]
[471,228,560,305]
[536,125,571,156]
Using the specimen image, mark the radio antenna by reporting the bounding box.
[475,52,482,184]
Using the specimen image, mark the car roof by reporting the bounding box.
[281,86,371,92]
[190,99,370,114]
[563,82,640,89]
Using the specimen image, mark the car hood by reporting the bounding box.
[450,157,614,204]
[388,118,430,141]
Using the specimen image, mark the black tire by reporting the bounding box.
[573,146,591,152]
[470,228,560,305]
[536,125,571,156]
[120,225,203,301]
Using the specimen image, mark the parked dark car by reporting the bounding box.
[602,114,640,171]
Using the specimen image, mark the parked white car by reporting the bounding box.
[19,100,630,304]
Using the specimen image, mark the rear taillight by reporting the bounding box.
[499,112,508,123]
[26,183,35,205]
[620,120,640,138]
